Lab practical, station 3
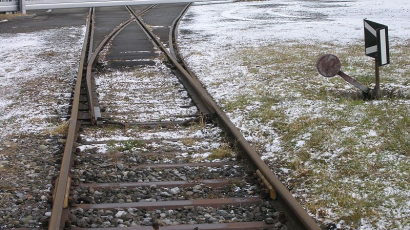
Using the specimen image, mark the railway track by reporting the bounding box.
[48,4,321,230]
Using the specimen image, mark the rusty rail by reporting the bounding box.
[85,5,156,125]
[169,2,191,61]
[127,5,215,116]
[48,8,94,230]
[50,4,320,230]
[49,6,162,229]
[170,6,321,230]
[85,17,132,124]
[128,3,322,229]
[49,6,160,229]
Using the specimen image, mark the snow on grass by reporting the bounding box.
[178,0,410,229]
[0,27,86,139]
[0,26,85,228]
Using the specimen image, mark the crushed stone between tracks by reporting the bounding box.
[0,26,85,228]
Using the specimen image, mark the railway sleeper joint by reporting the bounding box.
[51,176,72,208]
[255,170,277,200]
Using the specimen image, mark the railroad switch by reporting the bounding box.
[316,53,390,99]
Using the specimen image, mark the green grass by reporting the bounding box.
[182,30,410,228]
[222,94,251,112]
[107,140,146,153]
[219,39,410,229]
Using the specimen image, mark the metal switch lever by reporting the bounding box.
[317,54,371,97]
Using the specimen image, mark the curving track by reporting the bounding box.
[48,4,320,230]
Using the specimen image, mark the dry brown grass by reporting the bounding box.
[0,13,35,20]
[48,120,70,136]
[208,144,233,160]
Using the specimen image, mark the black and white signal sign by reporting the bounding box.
[364,19,389,66]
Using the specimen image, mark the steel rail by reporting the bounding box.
[85,5,156,124]
[48,8,94,230]
[85,18,133,124]
[49,6,158,228]
[127,5,216,116]
[85,17,133,124]
[151,5,321,230]
[49,4,320,229]
[168,2,191,62]
[87,8,96,63]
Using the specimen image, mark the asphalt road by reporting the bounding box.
[0,8,89,33]
[1,4,189,67]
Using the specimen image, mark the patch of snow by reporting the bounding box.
[178,0,410,229]
[183,0,410,46]
[295,140,305,148]
[367,129,377,137]
[0,26,85,137]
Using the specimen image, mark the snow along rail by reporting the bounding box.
[48,4,321,230]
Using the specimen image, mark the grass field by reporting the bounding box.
[178,1,410,228]
[223,40,410,229]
